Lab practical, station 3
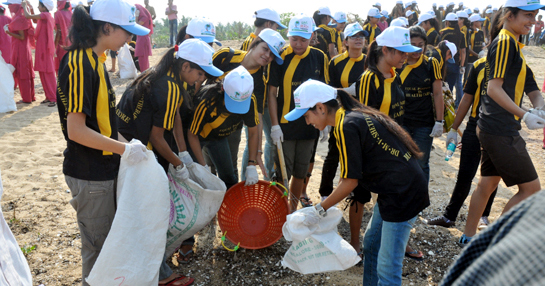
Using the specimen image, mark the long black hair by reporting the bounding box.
[194,81,228,114]
[364,41,396,84]
[433,40,451,79]
[490,6,521,41]
[425,18,440,33]
[66,5,121,51]
[175,25,189,46]
[312,90,422,158]
[313,11,329,26]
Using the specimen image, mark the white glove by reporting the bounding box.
[270,125,283,146]
[122,139,148,165]
[169,164,189,181]
[529,108,545,120]
[319,126,331,143]
[244,165,259,186]
[344,82,357,96]
[3,24,8,33]
[302,207,322,226]
[178,151,194,167]
[460,66,466,75]
[446,129,458,148]
[522,112,545,130]
[429,121,444,137]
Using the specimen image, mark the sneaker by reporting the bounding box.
[458,234,472,246]
[425,216,455,228]
[478,216,490,230]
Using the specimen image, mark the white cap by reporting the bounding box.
[175,38,223,77]
[448,2,455,6]
[368,7,382,18]
[444,12,458,21]
[2,0,21,4]
[396,0,403,4]
[487,4,492,8]
[374,2,381,7]
[381,10,389,17]
[344,22,368,37]
[432,2,437,6]
[89,0,149,36]
[404,2,411,8]
[317,6,332,17]
[412,0,417,4]
[486,8,493,13]
[333,11,347,23]
[492,7,498,11]
[390,18,407,27]
[428,10,436,16]
[406,10,415,17]
[224,66,254,114]
[401,17,410,26]
[469,13,485,22]
[439,5,444,8]
[445,40,457,57]
[187,17,222,46]
[254,8,287,29]
[376,26,422,53]
[505,0,545,10]
[257,28,285,65]
[458,1,463,5]
[284,80,337,121]
[287,13,313,39]
[39,0,54,11]
[417,13,435,24]
[465,8,472,14]
[473,7,479,11]
[456,11,469,18]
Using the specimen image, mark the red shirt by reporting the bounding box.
[534,21,544,34]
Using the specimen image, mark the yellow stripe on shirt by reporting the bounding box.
[335,108,348,178]
[89,48,113,155]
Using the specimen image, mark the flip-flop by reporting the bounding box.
[159,275,194,286]
[405,250,424,261]
[41,99,51,104]
[177,249,193,264]
[299,196,313,208]
[48,102,56,107]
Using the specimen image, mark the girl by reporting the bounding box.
[0,5,11,64]
[285,80,429,285]
[331,11,347,54]
[134,3,153,71]
[377,10,389,32]
[483,8,492,41]
[466,14,485,69]
[241,8,285,51]
[313,6,337,60]
[460,2,545,245]
[391,1,405,19]
[55,2,158,285]
[419,12,441,46]
[363,7,382,44]
[440,13,466,107]
[22,0,56,106]
[406,10,418,26]
[4,0,35,104]
[54,0,71,73]
[426,40,457,79]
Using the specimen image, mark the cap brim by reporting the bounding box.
[277,22,287,30]
[200,65,224,77]
[195,36,223,46]
[284,108,308,121]
[327,21,337,27]
[224,92,251,114]
[394,45,422,53]
[120,24,150,36]
[287,31,312,39]
[266,43,283,65]
[347,30,368,37]
[512,4,545,10]
[372,15,382,19]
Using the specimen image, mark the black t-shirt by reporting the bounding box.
[355,69,405,125]
[478,29,540,136]
[240,33,256,51]
[441,27,467,65]
[335,30,344,54]
[334,108,430,222]
[427,28,440,46]
[426,47,445,73]
[328,51,366,88]
[315,24,337,60]
[399,55,442,127]
[467,28,485,63]
[363,23,381,43]
[267,45,329,140]
[57,48,119,181]
[463,57,488,127]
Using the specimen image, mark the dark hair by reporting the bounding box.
[434,40,450,78]
[313,11,329,26]
[254,16,274,28]
[445,20,462,39]
[312,90,422,158]
[490,7,521,41]
[410,26,427,53]
[424,18,440,33]
[194,81,228,114]
[38,2,49,12]
[64,2,70,9]
[364,41,396,84]
[248,37,265,51]
[461,17,471,31]
[175,25,190,46]
[66,5,122,51]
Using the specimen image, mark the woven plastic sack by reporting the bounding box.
[165,163,226,256]
[442,82,456,133]
[118,43,138,79]
[0,52,16,113]
[87,150,169,286]
[281,207,361,274]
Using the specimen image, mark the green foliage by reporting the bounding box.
[215,21,253,41]
[21,244,36,255]
[278,12,295,39]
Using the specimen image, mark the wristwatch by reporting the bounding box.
[315,203,327,217]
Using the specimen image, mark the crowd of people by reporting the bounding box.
[3,0,545,285]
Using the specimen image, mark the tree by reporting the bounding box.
[279,12,295,39]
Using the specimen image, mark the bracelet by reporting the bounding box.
[436,120,445,123]
[257,150,263,153]
[248,160,257,164]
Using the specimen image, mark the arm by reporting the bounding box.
[67,113,126,155]
[247,125,259,164]
[268,85,279,125]
[328,43,337,59]
[459,48,466,66]
[321,178,358,210]
[187,131,206,165]
[451,93,474,130]
[148,126,182,166]
[22,4,42,20]
[527,90,545,109]
[468,45,479,58]
[432,79,444,121]
[487,78,526,118]
[5,30,24,40]
[54,24,61,46]
[173,109,187,153]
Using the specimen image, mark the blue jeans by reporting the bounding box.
[241,108,274,180]
[158,253,172,280]
[403,125,433,182]
[363,204,417,286]
[201,138,238,189]
[169,19,178,46]
[445,62,463,109]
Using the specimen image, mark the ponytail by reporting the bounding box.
[428,18,440,33]
[175,25,189,46]
[434,40,450,78]
[66,5,120,51]
[490,7,520,42]
[313,11,328,26]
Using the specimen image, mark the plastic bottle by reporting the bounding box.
[445,139,456,161]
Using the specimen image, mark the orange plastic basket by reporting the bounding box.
[217,180,290,250]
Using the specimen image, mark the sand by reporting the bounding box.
[2,43,545,286]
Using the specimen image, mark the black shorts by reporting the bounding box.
[477,127,538,187]
[110,50,117,58]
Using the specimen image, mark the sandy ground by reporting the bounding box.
[2,42,545,286]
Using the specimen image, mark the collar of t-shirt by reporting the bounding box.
[250,33,256,39]
[427,27,435,36]
[287,45,311,59]
[400,55,424,83]
[500,29,525,49]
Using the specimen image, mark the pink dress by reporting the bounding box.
[34,12,55,73]
[54,1,72,71]
[0,14,12,64]
[134,4,152,70]
[8,4,35,102]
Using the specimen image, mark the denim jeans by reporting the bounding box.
[169,19,178,46]
[403,125,433,183]
[158,253,172,280]
[445,62,463,109]
[201,138,238,189]
[363,204,417,286]
[241,109,275,180]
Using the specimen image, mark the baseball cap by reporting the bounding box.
[187,17,222,46]
[417,13,435,24]
[90,0,149,36]
[456,11,469,18]
[368,7,382,19]
[505,0,545,10]
[486,8,493,13]
[428,10,436,16]
[39,0,54,11]
[317,6,332,17]
[448,2,455,6]
[396,0,403,4]
[445,40,457,57]
[284,80,337,121]
[458,1,463,5]
[492,7,498,11]
[224,66,254,114]
[406,10,415,17]
[254,8,287,30]
[287,13,313,39]
[443,12,458,21]
[432,2,437,6]
[374,2,381,6]
[439,5,444,8]
[465,8,472,14]
[376,26,422,53]
[333,11,347,23]
[2,0,21,5]
[391,18,407,27]
[473,7,480,12]
[469,14,485,22]
[381,10,389,17]
[175,39,223,77]
[412,0,417,4]
[344,22,369,37]
[257,28,285,65]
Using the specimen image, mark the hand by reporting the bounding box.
[429,121,443,137]
[270,125,283,146]
[522,112,545,130]
[3,25,8,33]
[178,151,194,167]
[460,66,465,75]
[446,129,458,148]
[302,207,322,226]
[529,107,545,120]
[170,164,189,181]
[122,139,148,165]
[244,165,259,186]
[319,126,330,143]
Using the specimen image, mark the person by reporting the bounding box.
[185,17,222,47]
[267,13,329,211]
[466,13,485,77]
[377,10,389,33]
[373,2,381,11]
[165,0,177,47]
[0,5,12,64]
[441,13,466,109]
[188,66,260,189]
[426,56,498,230]
[240,8,285,51]
[406,10,418,26]
[285,80,429,286]
[391,1,405,19]
[426,40,457,79]
[434,4,444,27]
[144,0,155,21]
[4,0,35,104]
[533,14,544,45]
[21,0,55,106]
[363,7,382,44]
[459,2,545,245]
[483,8,493,42]
[313,6,337,60]
[455,2,464,12]
[330,11,347,54]
[134,3,153,71]
[55,1,154,285]
[54,0,71,73]
[419,12,441,46]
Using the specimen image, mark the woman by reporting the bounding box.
[440,12,466,108]
[466,14,485,73]
[4,0,35,103]
[313,6,337,59]
[285,80,429,285]
[391,0,405,19]
[363,7,382,44]
[377,10,389,34]
[134,3,153,71]
[0,5,12,64]
[419,12,441,46]
[54,0,71,73]
[460,2,545,245]
[406,10,418,26]
[22,0,56,106]
[240,8,285,51]
[188,66,259,190]
[426,40,457,79]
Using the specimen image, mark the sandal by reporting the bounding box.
[177,249,193,264]
[48,101,57,107]
[16,100,31,104]
[405,250,424,261]
[299,196,313,208]
[158,275,194,286]
[41,99,51,104]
